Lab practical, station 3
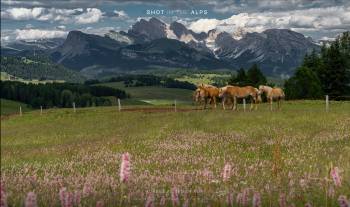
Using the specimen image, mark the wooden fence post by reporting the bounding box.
[118,98,121,111]
[19,106,22,116]
[243,98,246,112]
[40,106,43,115]
[73,102,76,113]
[174,100,177,112]
[326,95,329,112]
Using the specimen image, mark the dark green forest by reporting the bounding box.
[284,31,350,100]
[85,74,197,90]
[0,81,127,108]
[228,64,268,88]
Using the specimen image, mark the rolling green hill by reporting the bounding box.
[1,98,32,115]
[1,56,85,83]
[96,81,194,105]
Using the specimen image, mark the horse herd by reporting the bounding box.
[193,84,285,111]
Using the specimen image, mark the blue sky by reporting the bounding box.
[1,0,349,43]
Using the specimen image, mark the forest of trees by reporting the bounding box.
[284,31,350,100]
[0,81,127,108]
[85,75,197,90]
[228,64,268,87]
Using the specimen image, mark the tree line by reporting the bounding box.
[0,81,127,108]
[85,74,197,90]
[284,31,350,100]
[228,64,268,87]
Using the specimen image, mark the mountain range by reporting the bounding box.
[1,17,321,77]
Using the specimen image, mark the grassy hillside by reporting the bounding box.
[1,56,85,83]
[1,101,349,206]
[1,98,32,115]
[97,81,194,105]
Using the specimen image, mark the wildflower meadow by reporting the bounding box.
[1,101,350,206]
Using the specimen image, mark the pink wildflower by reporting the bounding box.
[59,188,73,207]
[242,188,249,207]
[64,192,73,207]
[222,163,232,182]
[0,182,7,207]
[83,182,93,197]
[25,192,37,207]
[159,195,166,206]
[145,193,154,207]
[252,192,262,207]
[171,187,180,206]
[338,195,349,207]
[304,202,312,207]
[59,188,67,207]
[73,191,81,206]
[330,167,342,187]
[120,153,131,183]
[236,193,243,206]
[226,192,233,207]
[279,193,287,207]
[96,200,104,207]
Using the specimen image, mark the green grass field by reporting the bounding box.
[1,101,350,206]
[1,98,32,115]
[96,82,194,105]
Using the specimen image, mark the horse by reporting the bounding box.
[196,84,220,109]
[193,88,209,109]
[258,85,285,111]
[219,85,260,111]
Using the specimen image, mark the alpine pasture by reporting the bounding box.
[1,100,350,206]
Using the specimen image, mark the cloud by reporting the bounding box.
[188,18,220,33]
[74,8,104,24]
[1,7,103,24]
[15,29,68,40]
[113,10,128,18]
[188,5,350,36]
[1,7,45,20]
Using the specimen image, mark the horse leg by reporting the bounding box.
[250,97,253,111]
[222,97,226,110]
[203,98,207,110]
[233,97,237,111]
[213,97,217,109]
[270,97,273,111]
[278,98,281,110]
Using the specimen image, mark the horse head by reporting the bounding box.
[218,87,227,98]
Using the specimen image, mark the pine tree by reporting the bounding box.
[284,66,323,99]
[246,64,267,87]
[229,68,248,86]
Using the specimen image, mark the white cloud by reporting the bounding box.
[15,29,68,40]
[74,8,104,24]
[188,5,350,35]
[113,10,128,18]
[188,18,221,33]
[1,7,45,20]
[1,7,103,24]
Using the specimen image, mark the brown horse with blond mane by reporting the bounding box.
[258,85,285,110]
[196,84,220,109]
[219,85,261,111]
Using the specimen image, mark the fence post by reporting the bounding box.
[40,106,43,115]
[174,100,177,112]
[73,102,76,113]
[118,98,121,111]
[19,106,22,116]
[243,98,246,112]
[325,95,329,112]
